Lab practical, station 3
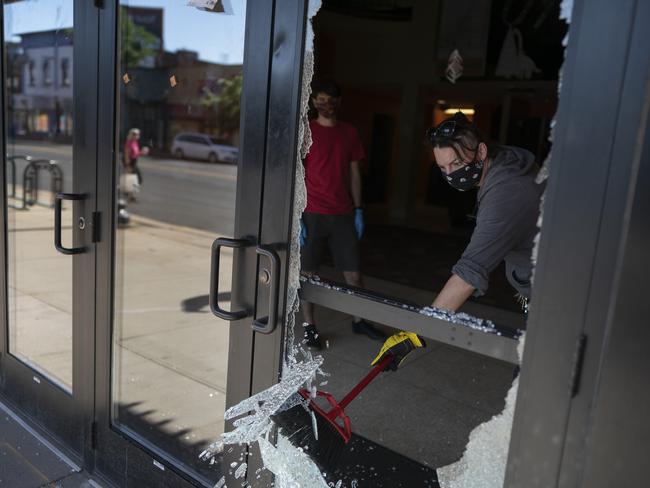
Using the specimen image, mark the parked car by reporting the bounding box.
[171,132,238,164]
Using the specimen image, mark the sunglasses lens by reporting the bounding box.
[431,120,456,139]
[441,121,455,136]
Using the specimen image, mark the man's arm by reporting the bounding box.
[350,160,362,207]
[431,273,475,311]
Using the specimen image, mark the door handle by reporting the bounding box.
[210,237,253,320]
[54,192,86,255]
[252,245,280,334]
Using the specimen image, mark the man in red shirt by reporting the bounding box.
[300,81,385,350]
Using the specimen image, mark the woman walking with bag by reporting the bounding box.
[122,128,149,200]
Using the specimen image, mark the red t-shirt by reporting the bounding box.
[304,119,365,214]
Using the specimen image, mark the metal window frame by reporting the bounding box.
[300,278,520,364]
[0,0,100,462]
[505,0,650,486]
[574,60,650,487]
[92,1,279,487]
[242,0,309,484]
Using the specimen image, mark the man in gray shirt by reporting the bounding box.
[430,114,544,311]
[372,113,544,370]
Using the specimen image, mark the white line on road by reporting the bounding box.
[138,160,237,181]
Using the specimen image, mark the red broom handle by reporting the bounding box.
[338,354,394,410]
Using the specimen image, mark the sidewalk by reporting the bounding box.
[0,401,101,488]
[4,197,515,480]
[5,198,234,482]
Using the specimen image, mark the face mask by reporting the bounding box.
[313,98,339,119]
[445,159,484,191]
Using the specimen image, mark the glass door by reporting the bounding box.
[0,0,99,455]
[93,1,282,486]
[264,1,565,486]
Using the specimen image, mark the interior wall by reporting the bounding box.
[312,0,562,228]
[313,0,440,222]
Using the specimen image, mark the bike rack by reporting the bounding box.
[22,158,64,209]
[5,154,30,199]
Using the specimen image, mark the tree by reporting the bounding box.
[120,9,159,69]
[200,73,243,136]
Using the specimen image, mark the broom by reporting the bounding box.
[273,353,394,471]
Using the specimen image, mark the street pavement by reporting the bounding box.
[9,141,237,234]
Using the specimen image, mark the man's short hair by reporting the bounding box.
[311,80,341,99]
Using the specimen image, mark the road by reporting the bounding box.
[9,141,237,235]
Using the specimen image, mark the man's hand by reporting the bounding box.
[371,332,425,371]
[354,208,364,239]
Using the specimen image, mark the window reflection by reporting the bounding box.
[3,0,75,391]
[112,1,246,483]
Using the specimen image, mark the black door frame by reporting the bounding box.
[264,0,650,486]
[0,0,100,461]
[246,0,309,482]
[91,1,291,487]
[506,0,650,486]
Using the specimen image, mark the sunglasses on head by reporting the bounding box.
[426,120,458,141]
[427,117,481,144]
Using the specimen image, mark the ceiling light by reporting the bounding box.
[443,108,475,115]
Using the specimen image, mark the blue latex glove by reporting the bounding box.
[299,218,307,247]
[354,208,364,239]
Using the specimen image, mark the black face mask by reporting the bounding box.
[313,98,339,119]
[445,159,484,191]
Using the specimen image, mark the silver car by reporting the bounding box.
[171,132,238,164]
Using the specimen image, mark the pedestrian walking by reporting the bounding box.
[123,128,148,196]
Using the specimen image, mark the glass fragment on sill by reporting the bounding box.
[419,307,498,334]
[301,274,517,338]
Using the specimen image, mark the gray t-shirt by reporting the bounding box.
[451,146,545,299]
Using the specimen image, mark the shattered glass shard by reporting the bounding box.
[200,358,323,461]
[234,462,247,479]
[258,434,330,488]
[437,334,526,488]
